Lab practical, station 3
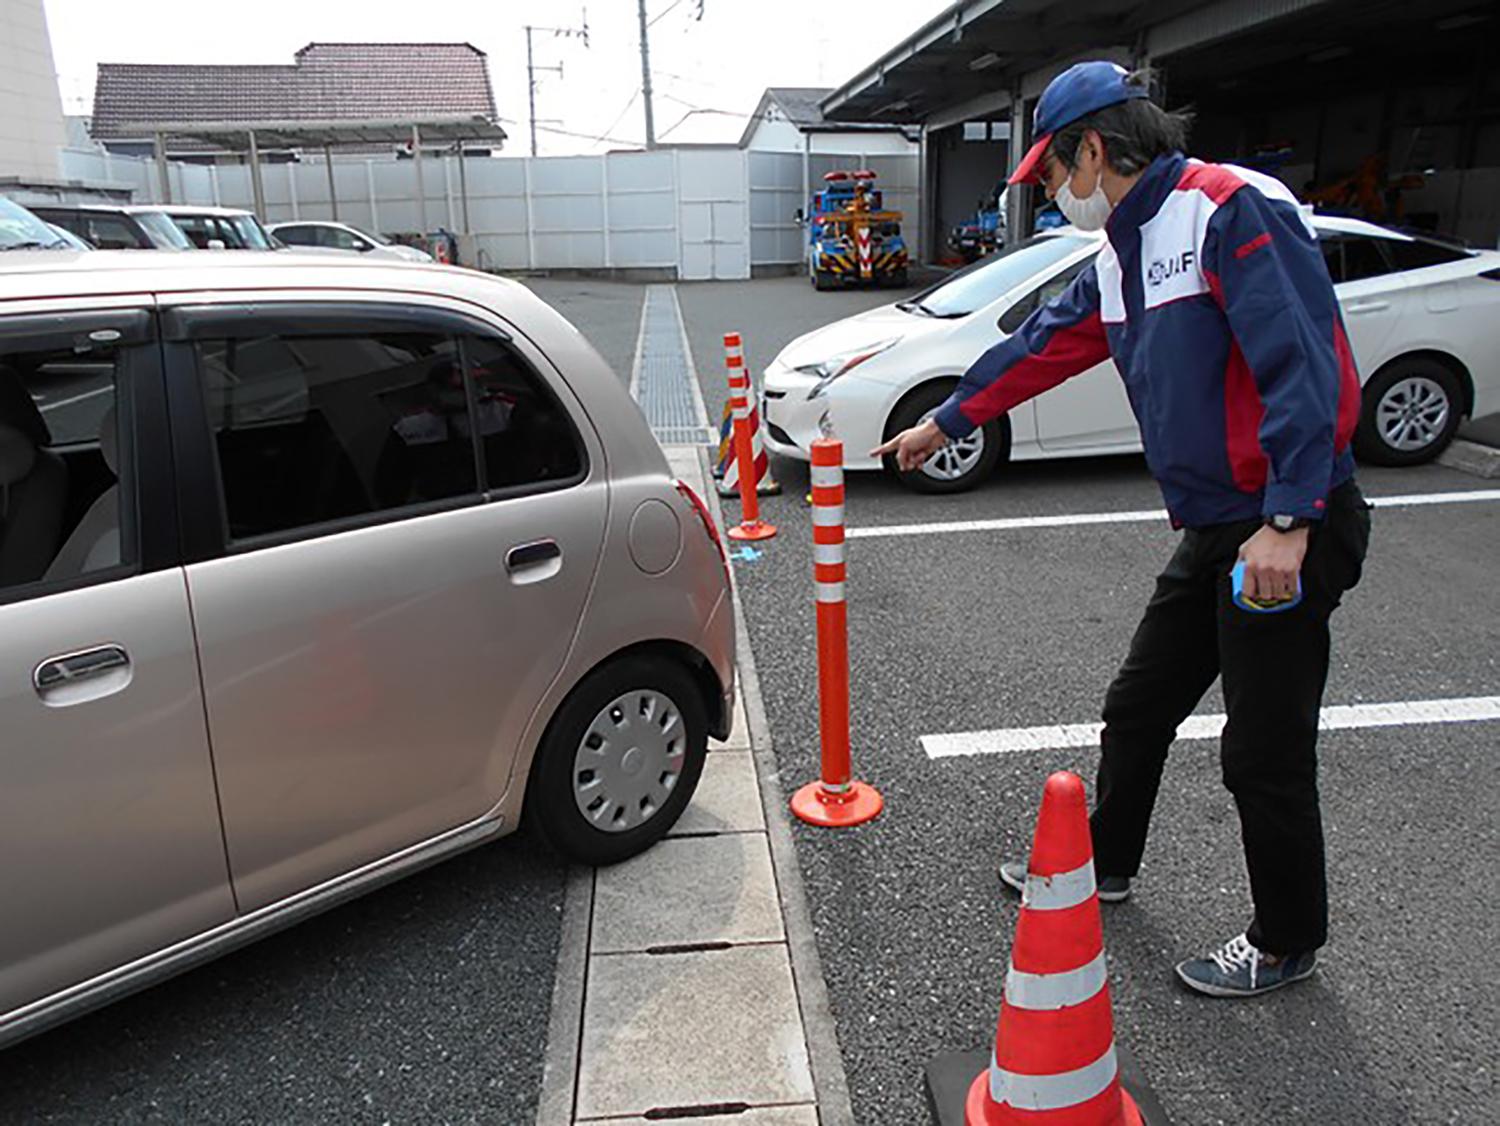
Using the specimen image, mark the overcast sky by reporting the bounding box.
[42,0,954,155]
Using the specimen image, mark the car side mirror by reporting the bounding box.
[206,238,227,250]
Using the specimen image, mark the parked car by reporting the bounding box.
[164,206,279,250]
[0,253,734,1048]
[28,204,195,251]
[0,199,76,251]
[761,217,1500,491]
[269,220,434,262]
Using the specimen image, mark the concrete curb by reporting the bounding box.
[537,866,594,1125]
[700,446,859,1126]
[1438,438,1500,479]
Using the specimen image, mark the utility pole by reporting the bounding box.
[637,0,656,149]
[525,9,590,157]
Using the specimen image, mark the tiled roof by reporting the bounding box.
[768,88,836,128]
[91,42,498,140]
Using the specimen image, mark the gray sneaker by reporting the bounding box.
[998,859,1131,903]
[1175,933,1317,998]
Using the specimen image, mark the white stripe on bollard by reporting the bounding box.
[813,542,844,565]
[812,504,845,527]
[1004,950,1109,1011]
[815,580,846,603]
[810,464,842,488]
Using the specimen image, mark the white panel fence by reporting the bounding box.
[58,146,922,278]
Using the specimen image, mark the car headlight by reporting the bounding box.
[795,338,901,399]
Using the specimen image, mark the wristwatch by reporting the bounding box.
[1265,514,1312,533]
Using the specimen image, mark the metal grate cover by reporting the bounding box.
[634,286,716,447]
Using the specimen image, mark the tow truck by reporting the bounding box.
[801,170,909,291]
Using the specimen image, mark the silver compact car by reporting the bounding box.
[0,252,734,1048]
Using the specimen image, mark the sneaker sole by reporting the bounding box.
[1173,961,1316,998]
[998,866,1130,903]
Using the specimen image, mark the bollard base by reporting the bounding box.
[924,1046,1171,1126]
[728,519,778,541]
[790,779,883,828]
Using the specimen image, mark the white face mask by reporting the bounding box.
[1055,167,1112,231]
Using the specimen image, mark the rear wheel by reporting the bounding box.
[528,655,708,865]
[882,381,1007,494]
[1353,357,1463,466]
[814,270,835,292]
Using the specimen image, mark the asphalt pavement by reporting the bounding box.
[671,278,1500,1125]
[2,825,567,1124]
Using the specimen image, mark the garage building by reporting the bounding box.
[820,0,1499,260]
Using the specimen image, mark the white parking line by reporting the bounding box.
[846,488,1500,540]
[921,695,1500,759]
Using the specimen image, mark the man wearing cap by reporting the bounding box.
[875,62,1371,998]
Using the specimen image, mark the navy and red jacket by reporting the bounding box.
[934,151,1361,528]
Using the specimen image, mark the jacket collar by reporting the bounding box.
[1105,151,1186,248]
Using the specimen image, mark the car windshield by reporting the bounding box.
[0,199,70,250]
[901,234,1092,318]
[133,210,195,250]
[228,214,274,250]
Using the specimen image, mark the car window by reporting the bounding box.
[197,331,482,542]
[905,234,1091,318]
[226,215,273,250]
[133,211,195,250]
[998,259,1091,334]
[324,227,362,251]
[209,218,247,249]
[0,339,132,596]
[84,215,147,251]
[1384,236,1471,272]
[171,214,215,249]
[461,334,585,492]
[1318,235,1394,284]
[275,225,317,247]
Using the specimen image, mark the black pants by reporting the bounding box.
[1090,480,1372,955]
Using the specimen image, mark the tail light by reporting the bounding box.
[676,480,731,586]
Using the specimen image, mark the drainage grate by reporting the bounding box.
[634,286,716,447]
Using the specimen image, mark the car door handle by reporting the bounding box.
[34,645,131,692]
[505,539,562,584]
[1347,299,1390,313]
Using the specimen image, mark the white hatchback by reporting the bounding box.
[761,217,1500,492]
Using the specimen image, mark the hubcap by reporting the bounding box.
[572,689,686,833]
[1377,376,1449,452]
[918,408,985,481]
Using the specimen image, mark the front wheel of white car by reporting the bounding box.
[882,382,1007,494]
[1353,357,1464,467]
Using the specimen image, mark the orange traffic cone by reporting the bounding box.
[965,771,1143,1126]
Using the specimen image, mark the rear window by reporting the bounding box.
[903,234,1091,319]
[133,211,194,250]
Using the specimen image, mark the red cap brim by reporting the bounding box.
[1008,133,1052,185]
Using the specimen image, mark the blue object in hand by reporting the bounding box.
[1231,560,1302,613]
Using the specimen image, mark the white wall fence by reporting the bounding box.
[59,147,922,278]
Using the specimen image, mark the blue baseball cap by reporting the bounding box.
[1008,61,1150,185]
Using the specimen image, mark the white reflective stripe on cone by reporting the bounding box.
[1004,950,1108,1011]
[810,464,842,488]
[816,581,845,603]
[1022,859,1097,911]
[990,1044,1119,1111]
[814,542,844,565]
[812,505,845,527]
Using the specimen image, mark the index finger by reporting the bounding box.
[870,438,899,457]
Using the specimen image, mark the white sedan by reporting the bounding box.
[761,216,1500,492]
[268,220,435,262]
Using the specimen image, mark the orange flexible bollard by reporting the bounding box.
[723,332,776,542]
[790,437,882,828]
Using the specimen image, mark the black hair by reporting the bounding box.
[1048,67,1193,176]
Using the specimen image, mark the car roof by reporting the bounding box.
[0,249,500,299]
[159,205,257,217]
[33,203,132,214]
